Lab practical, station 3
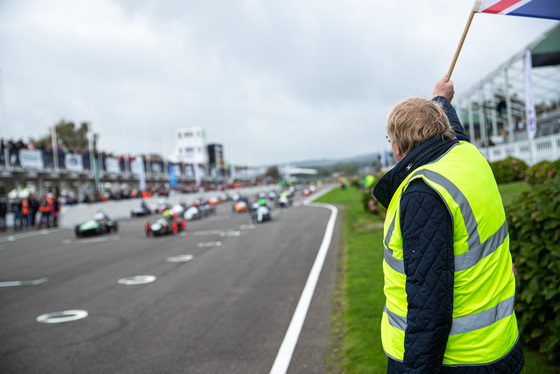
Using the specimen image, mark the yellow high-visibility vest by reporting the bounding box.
[381,141,519,365]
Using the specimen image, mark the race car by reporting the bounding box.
[184,204,202,220]
[145,213,186,237]
[251,199,272,223]
[130,201,152,218]
[151,198,171,214]
[75,212,118,238]
[197,200,216,217]
[233,200,249,213]
[277,193,292,208]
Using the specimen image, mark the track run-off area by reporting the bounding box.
[0,185,340,374]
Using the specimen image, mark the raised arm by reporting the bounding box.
[432,74,470,142]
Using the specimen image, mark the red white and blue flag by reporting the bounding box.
[473,0,560,20]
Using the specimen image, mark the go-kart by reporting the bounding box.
[251,201,272,223]
[75,212,118,238]
[277,194,292,208]
[233,200,249,213]
[268,191,278,204]
[145,213,186,237]
[130,202,152,218]
[151,199,171,214]
[195,199,216,217]
[184,204,202,220]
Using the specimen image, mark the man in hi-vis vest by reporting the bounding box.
[372,74,523,373]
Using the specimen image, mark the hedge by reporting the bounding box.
[524,160,560,185]
[507,178,560,362]
[489,157,528,184]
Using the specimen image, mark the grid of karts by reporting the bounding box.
[81,185,316,240]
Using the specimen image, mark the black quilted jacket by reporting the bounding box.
[373,97,524,374]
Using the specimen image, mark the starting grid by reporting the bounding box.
[0,221,263,324]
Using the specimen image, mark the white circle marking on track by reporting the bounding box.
[167,255,194,262]
[117,275,156,285]
[36,310,88,323]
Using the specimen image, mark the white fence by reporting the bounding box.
[480,134,560,166]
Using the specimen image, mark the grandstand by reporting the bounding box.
[455,24,560,165]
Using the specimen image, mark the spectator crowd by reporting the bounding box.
[0,191,61,232]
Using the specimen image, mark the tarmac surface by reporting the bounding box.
[0,186,340,374]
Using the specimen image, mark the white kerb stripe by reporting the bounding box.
[270,186,338,374]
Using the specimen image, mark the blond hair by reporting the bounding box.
[386,97,455,155]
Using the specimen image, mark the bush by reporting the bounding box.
[362,172,387,220]
[489,157,528,184]
[524,160,560,185]
[362,191,387,220]
[507,178,560,362]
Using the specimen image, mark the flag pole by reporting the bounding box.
[448,11,476,79]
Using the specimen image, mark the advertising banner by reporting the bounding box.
[65,153,84,172]
[105,157,120,174]
[19,150,44,169]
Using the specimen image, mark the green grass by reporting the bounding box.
[498,180,532,207]
[315,187,387,373]
[315,184,560,374]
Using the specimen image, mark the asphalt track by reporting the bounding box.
[0,186,341,374]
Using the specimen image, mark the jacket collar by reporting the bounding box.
[373,136,459,208]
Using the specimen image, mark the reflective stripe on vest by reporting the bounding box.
[384,294,515,336]
[383,169,509,274]
[381,141,518,365]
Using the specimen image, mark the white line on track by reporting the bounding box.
[270,185,338,374]
[0,228,64,243]
[0,277,48,287]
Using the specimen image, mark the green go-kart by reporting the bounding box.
[75,211,118,238]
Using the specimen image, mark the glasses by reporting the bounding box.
[386,135,393,144]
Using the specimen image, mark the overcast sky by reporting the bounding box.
[0,0,557,166]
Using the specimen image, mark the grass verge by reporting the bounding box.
[497,180,532,207]
[315,187,387,373]
[316,183,559,374]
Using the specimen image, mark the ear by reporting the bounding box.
[392,142,405,162]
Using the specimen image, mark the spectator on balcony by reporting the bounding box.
[15,139,25,166]
[7,139,16,166]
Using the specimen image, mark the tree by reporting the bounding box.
[264,165,280,180]
[29,119,98,150]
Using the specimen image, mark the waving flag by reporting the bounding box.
[473,0,560,20]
